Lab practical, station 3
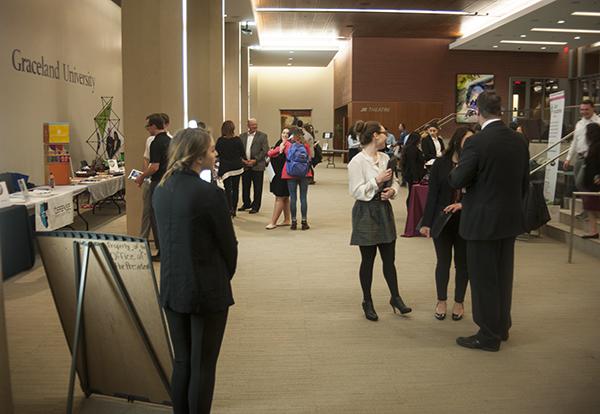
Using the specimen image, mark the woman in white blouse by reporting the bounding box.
[347,120,363,162]
[348,121,412,321]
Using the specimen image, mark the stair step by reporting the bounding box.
[558,209,600,231]
[542,221,600,260]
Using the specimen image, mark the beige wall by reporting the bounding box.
[0,0,122,185]
[0,275,13,414]
[249,64,334,145]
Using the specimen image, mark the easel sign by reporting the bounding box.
[36,231,173,412]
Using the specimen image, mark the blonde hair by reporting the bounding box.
[159,128,212,186]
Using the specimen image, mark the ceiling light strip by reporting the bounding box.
[500,40,567,45]
[572,12,600,17]
[256,7,484,17]
[531,28,600,34]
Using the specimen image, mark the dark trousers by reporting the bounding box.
[358,241,400,301]
[149,181,160,251]
[164,308,229,414]
[287,177,309,221]
[467,237,515,343]
[223,175,241,213]
[241,169,264,211]
[432,215,468,302]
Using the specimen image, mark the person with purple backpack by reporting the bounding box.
[276,126,313,230]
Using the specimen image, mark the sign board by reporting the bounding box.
[35,192,74,231]
[543,90,565,203]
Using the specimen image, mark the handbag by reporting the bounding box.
[431,211,454,238]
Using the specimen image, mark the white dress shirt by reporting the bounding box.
[348,134,360,149]
[348,151,400,201]
[481,118,501,130]
[245,132,256,159]
[433,137,442,157]
[567,114,600,161]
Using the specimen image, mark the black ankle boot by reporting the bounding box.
[390,296,412,314]
[362,300,378,321]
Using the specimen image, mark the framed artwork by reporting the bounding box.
[280,109,312,131]
[456,74,495,123]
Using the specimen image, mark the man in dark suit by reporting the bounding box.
[239,118,269,213]
[421,123,446,162]
[449,92,529,352]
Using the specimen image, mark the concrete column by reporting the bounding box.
[188,0,224,135]
[225,22,241,131]
[241,46,250,128]
[122,0,184,236]
[0,267,14,414]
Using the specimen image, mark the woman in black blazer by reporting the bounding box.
[420,127,473,321]
[421,123,446,162]
[400,132,426,207]
[153,128,238,414]
[216,120,245,216]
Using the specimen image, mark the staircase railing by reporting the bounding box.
[415,113,455,133]
[529,131,574,175]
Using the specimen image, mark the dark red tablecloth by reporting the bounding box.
[402,184,429,237]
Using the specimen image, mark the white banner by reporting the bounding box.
[543,90,565,203]
[35,192,74,231]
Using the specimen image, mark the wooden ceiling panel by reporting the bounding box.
[254,0,493,39]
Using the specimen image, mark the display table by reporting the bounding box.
[322,149,348,168]
[402,183,429,237]
[73,175,125,204]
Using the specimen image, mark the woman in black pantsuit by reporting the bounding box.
[420,127,473,321]
[153,128,238,414]
[216,120,245,217]
[400,132,426,208]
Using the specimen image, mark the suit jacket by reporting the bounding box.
[449,120,530,240]
[153,169,238,314]
[421,135,446,161]
[240,130,269,171]
[422,156,457,228]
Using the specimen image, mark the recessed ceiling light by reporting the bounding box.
[289,51,295,54]
[574,36,581,39]
[493,45,499,48]
[500,40,567,45]
[287,63,292,66]
[557,20,565,24]
[288,57,293,60]
[532,28,600,34]
[520,34,527,38]
[255,7,485,16]
[572,11,600,17]
[541,46,547,49]
[593,41,600,47]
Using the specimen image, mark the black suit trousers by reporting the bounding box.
[467,237,515,343]
[241,169,264,211]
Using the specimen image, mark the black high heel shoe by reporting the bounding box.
[435,302,446,320]
[390,296,412,315]
[362,300,378,321]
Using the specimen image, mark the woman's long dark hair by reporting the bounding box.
[443,127,473,161]
[586,123,600,161]
[400,132,421,171]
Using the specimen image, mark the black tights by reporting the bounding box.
[359,241,400,301]
[164,308,228,414]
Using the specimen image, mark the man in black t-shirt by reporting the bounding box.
[135,113,170,261]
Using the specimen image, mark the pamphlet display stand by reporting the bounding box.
[43,122,73,186]
[36,231,173,413]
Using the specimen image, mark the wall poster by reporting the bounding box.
[280,109,312,131]
[456,74,495,123]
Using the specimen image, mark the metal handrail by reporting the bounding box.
[415,113,455,132]
[569,191,600,263]
[530,131,574,163]
[530,148,570,175]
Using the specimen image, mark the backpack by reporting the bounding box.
[286,143,310,177]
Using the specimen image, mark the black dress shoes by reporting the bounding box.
[249,209,259,214]
[238,206,250,211]
[362,300,378,321]
[390,296,412,314]
[582,233,599,239]
[456,335,500,352]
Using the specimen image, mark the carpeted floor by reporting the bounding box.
[3,167,600,413]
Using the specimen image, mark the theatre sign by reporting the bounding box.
[359,106,391,113]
